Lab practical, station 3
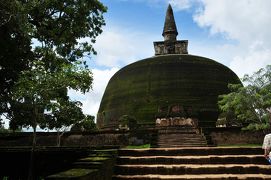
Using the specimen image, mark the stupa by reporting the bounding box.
[97,4,240,129]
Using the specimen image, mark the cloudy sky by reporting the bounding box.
[3,0,270,129]
[70,0,271,121]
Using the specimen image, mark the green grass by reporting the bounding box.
[79,156,109,161]
[218,144,261,147]
[125,144,151,149]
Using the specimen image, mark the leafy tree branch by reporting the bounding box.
[218,65,271,131]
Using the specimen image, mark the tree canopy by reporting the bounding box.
[0,0,33,122]
[218,65,271,131]
[71,115,97,132]
[12,60,92,132]
[0,0,107,131]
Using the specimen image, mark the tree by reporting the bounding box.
[42,100,86,146]
[218,65,271,131]
[12,60,92,145]
[12,60,92,180]
[2,1,106,179]
[71,115,97,132]
[0,0,33,123]
[0,127,10,133]
[0,0,107,128]
[0,121,9,133]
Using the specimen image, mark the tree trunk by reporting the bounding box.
[32,125,37,148]
[28,125,36,180]
[57,130,66,147]
[28,105,38,180]
[57,131,60,147]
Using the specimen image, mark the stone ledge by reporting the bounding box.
[113,174,271,180]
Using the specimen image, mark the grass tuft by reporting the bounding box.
[125,144,151,149]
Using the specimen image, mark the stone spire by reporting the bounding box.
[162,4,178,41]
[153,4,188,55]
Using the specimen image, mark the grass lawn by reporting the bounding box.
[124,144,151,149]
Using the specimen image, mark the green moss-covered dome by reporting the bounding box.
[97,54,240,129]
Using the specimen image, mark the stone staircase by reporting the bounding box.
[113,147,271,179]
[156,126,208,147]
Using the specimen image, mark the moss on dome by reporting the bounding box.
[97,54,240,128]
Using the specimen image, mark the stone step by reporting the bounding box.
[157,130,207,147]
[158,143,207,148]
[157,139,207,143]
[157,127,198,129]
[158,139,207,143]
[157,146,208,148]
[158,127,199,131]
[116,155,268,165]
[114,164,271,175]
[157,142,207,145]
[112,174,271,180]
[158,138,206,141]
[158,128,199,132]
[157,143,208,147]
[157,144,207,147]
[158,134,203,137]
[157,139,206,143]
[156,126,198,130]
[157,140,206,144]
[158,136,205,140]
[118,147,262,156]
[158,131,198,134]
[157,142,207,148]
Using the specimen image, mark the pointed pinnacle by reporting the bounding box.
[162,4,178,37]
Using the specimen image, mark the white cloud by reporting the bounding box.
[230,44,271,77]
[193,0,271,77]
[169,0,200,11]
[69,67,119,119]
[115,0,198,10]
[1,115,9,129]
[117,0,165,6]
[94,26,155,68]
[194,0,271,43]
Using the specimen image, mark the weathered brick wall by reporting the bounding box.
[0,128,264,147]
[0,132,126,147]
[205,127,265,145]
[0,129,156,147]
